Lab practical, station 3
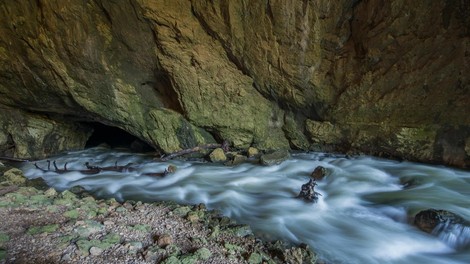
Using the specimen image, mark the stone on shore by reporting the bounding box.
[209,148,227,162]
[247,147,259,158]
[3,168,26,185]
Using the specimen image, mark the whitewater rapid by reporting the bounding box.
[22,147,470,264]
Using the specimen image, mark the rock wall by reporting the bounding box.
[0,0,468,167]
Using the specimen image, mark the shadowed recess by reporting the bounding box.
[83,122,153,152]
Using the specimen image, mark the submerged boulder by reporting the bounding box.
[414,209,468,233]
[414,209,470,249]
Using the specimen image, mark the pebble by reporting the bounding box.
[157,234,173,247]
[89,246,103,256]
[61,253,72,261]
[103,220,114,226]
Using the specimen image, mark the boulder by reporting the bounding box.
[414,209,468,233]
[247,147,259,158]
[2,168,26,185]
[310,166,327,181]
[209,148,227,163]
[260,150,290,166]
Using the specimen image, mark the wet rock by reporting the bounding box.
[260,149,290,166]
[69,185,88,196]
[283,246,316,264]
[267,241,316,264]
[187,210,204,223]
[400,176,423,189]
[310,166,327,181]
[223,224,253,238]
[297,179,321,203]
[227,154,248,166]
[414,209,468,233]
[172,206,191,216]
[25,177,49,190]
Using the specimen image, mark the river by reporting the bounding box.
[21,147,470,264]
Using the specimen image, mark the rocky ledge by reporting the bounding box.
[0,164,316,264]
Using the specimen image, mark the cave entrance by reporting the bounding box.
[84,122,153,152]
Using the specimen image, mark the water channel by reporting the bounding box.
[21,147,470,264]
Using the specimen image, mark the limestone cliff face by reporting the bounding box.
[0,0,468,167]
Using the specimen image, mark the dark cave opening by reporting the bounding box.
[84,122,154,152]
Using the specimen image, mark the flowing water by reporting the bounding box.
[21,147,470,264]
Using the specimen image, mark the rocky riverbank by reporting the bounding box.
[0,163,317,264]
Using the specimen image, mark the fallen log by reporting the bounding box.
[144,165,177,177]
[0,156,29,162]
[34,160,101,174]
[85,161,135,172]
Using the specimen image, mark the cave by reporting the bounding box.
[84,122,153,152]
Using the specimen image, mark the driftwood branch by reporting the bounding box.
[0,156,29,162]
[143,165,177,177]
[33,160,173,177]
[85,162,135,172]
[157,141,230,161]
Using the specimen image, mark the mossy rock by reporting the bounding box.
[260,150,290,166]
[27,224,59,235]
[3,168,26,185]
[209,148,227,162]
[63,209,80,219]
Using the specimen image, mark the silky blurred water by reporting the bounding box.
[22,147,470,264]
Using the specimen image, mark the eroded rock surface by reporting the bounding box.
[0,1,468,166]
